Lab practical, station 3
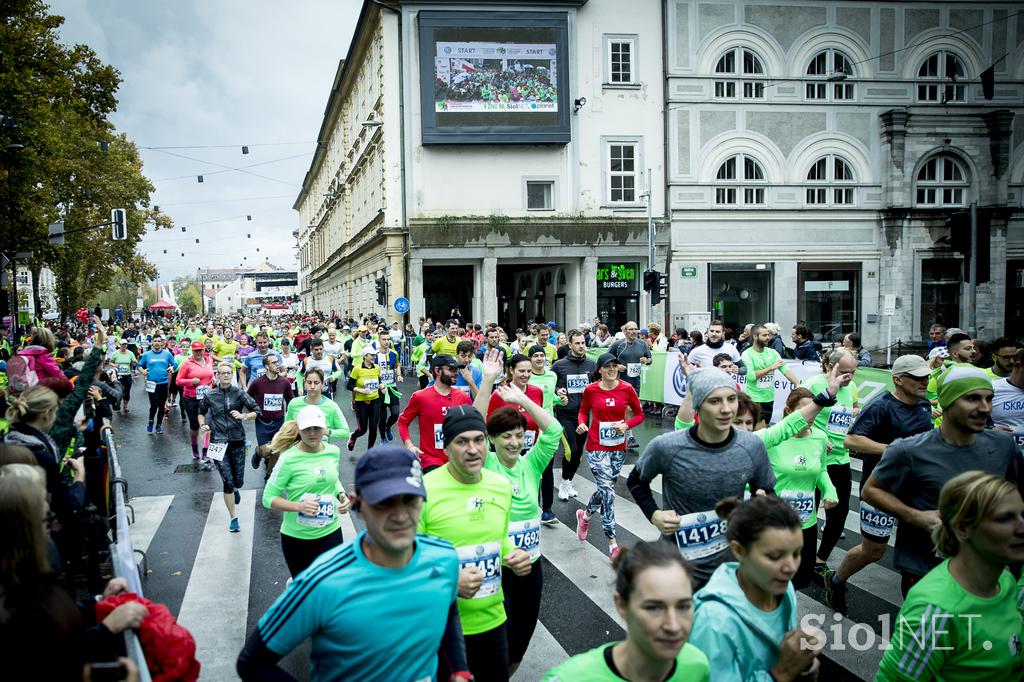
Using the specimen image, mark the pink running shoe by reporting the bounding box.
[609,545,621,561]
[575,509,590,541]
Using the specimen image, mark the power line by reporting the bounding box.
[148,149,307,186]
[154,194,295,207]
[140,141,316,150]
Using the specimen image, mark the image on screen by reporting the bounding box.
[434,42,558,113]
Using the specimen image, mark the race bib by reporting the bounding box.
[1013,432,1024,453]
[145,380,156,393]
[674,509,729,561]
[860,501,896,539]
[252,366,266,379]
[598,421,625,447]
[206,441,227,462]
[263,393,283,412]
[566,374,588,394]
[380,370,395,385]
[826,407,854,435]
[116,366,131,376]
[196,385,210,400]
[456,541,502,599]
[780,489,815,524]
[508,518,541,561]
[523,430,536,450]
[433,423,444,450]
[757,372,774,388]
[626,363,641,378]
[296,493,336,528]
[362,380,379,393]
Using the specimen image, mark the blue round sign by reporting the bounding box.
[393,297,410,314]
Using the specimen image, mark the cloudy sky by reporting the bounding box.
[49,0,361,282]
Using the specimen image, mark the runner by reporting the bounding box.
[608,321,652,449]
[263,406,350,577]
[137,335,177,434]
[876,471,1024,680]
[297,340,342,398]
[688,495,822,681]
[552,330,597,506]
[373,334,402,444]
[278,337,300,387]
[482,380,563,673]
[247,353,293,474]
[453,340,483,398]
[824,353,934,614]
[240,332,283,390]
[992,346,1024,454]
[685,320,740,369]
[985,337,1018,380]
[486,354,544,450]
[109,339,137,413]
[411,329,433,389]
[741,323,800,427]
[176,341,216,464]
[347,347,381,452]
[533,325,558,368]
[542,541,710,682]
[575,352,645,558]
[198,362,260,533]
[627,368,776,589]
[417,404,532,681]
[237,446,470,682]
[431,319,462,359]
[397,354,472,473]
[801,348,859,578]
[862,364,1022,596]
[283,367,350,445]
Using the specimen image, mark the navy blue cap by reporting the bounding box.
[354,445,426,505]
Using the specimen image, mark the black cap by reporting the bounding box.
[595,352,621,368]
[441,405,487,448]
[430,354,458,370]
[527,344,545,357]
[355,446,426,505]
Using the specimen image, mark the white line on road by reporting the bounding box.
[512,621,569,681]
[127,494,174,559]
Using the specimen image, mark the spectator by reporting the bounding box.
[790,325,820,362]
[842,332,871,367]
[736,323,754,354]
[689,329,703,348]
[927,324,947,349]
[590,323,614,348]
[763,322,788,358]
[14,327,73,397]
[647,323,668,351]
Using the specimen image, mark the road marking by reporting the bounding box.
[540,522,625,628]
[795,591,887,682]
[512,621,568,680]
[177,491,257,682]
[572,475,661,542]
[618,464,661,493]
[127,494,174,558]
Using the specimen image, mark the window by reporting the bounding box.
[915,154,968,207]
[714,47,765,99]
[805,155,856,206]
[715,154,766,206]
[805,49,855,100]
[605,35,637,84]
[607,142,639,203]
[799,264,860,341]
[526,180,554,210]
[917,51,967,102]
[920,258,961,339]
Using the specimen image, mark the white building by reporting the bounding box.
[16,265,57,317]
[295,0,666,331]
[664,0,1023,346]
[212,263,299,315]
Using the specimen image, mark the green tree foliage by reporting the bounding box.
[1,1,171,319]
[177,284,202,317]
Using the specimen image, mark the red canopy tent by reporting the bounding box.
[149,300,176,310]
[261,303,287,310]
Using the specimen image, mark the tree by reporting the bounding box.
[178,284,202,317]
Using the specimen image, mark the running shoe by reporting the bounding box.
[155,425,163,434]
[541,510,557,526]
[146,423,153,433]
[823,571,849,615]
[565,480,579,499]
[557,480,570,501]
[347,438,355,452]
[123,406,130,413]
[626,436,640,450]
[234,489,241,505]
[385,427,394,441]
[813,562,832,587]
[229,517,240,533]
[575,509,590,541]
[251,448,262,470]
[609,545,621,561]
[192,451,200,461]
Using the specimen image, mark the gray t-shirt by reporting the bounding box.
[609,338,651,390]
[635,427,776,586]
[871,428,1021,577]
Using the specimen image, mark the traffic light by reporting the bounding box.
[945,209,990,283]
[110,208,127,240]
[652,272,669,305]
[642,269,657,292]
[375,277,387,306]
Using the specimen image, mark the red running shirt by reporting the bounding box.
[397,384,472,469]
[487,383,544,449]
[578,380,644,452]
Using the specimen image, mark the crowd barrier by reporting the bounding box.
[103,427,153,682]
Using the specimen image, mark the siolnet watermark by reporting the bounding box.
[798,612,1021,655]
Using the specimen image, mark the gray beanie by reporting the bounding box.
[688,368,737,409]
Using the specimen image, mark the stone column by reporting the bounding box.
[481,257,498,324]
[409,257,424,321]
[582,256,598,324]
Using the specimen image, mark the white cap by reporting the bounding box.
[295,405,327,431]
[363,346,377,355]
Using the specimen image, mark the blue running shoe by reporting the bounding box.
[229,518,240,533]
[155,425,163,434]
[146,423,154,433]
[541,510,557,526]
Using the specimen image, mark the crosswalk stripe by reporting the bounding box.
[619,463,661,493]
[795,591,887,680]
[177,491,258,682]
[540,521,625,628]
[512,621,569,681]
[571,475,661,542]
[127,494,174,559]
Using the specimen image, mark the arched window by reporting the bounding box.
[915,154,968,206]
[805,155,856,206]
[715,154,766,206]
[714,47,765,99]
[805,49,855,100]
[916,51,967,103]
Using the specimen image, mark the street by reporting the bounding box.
[115,381,899,682]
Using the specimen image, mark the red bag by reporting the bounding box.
[96,593,201,682]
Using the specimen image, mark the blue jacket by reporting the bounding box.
[689,562,798,682]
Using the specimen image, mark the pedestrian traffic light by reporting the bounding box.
[652,272,669,305]
[110,208,127,240]
[375,277,387,306]
[642,269,657,292]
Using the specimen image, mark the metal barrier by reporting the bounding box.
[103,427,153,682]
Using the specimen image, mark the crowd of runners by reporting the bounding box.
[0,309,1022,681]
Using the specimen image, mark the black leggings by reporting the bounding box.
[556,410,587,481]
[439,623,509,682]
[118,375,133,407]
[816,462,852,563]
[351,400,380,447]
[280,529,343,578]
[182,395,202,431]
[794,525,818,590]
[502,560,543,666]
[376,393,400,438]
[147,383,169,424]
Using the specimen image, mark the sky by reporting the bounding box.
[48,0,362,283]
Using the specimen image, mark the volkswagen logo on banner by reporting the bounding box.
[672,363,687,399]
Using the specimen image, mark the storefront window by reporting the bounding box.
[710,265,772,333]
[798,265,860,344]
[920,257,961,340]
[597,262,640,331]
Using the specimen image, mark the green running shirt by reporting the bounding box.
[741,346,783,403]
[543,642,709,682]
[262,444,345,540]
[801,374,858,465]
[767,431,836,528]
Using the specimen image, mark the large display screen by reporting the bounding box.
[418,12,570,144]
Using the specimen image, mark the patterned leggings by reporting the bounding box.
[584,449,627,540]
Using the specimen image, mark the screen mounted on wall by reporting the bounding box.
[418,11,571,145]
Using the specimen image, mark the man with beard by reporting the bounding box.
[687,320,740,369]
[398,355,472,473]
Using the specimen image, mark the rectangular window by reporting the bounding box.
[607,141,638,203]
[605,34,638,85]
[834,82,854,100]
[526,181,554,210]
[916,187,937,205]
[918,83,939,101]
[834,187,854,204]
[744,187,765,204]
[743,81,764,98]
[806,83,826,99]
[716,187,737,204]
[798,264,860,341]
[714,81,735,98]
[920,258,961,339]
[807,188,827,204]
